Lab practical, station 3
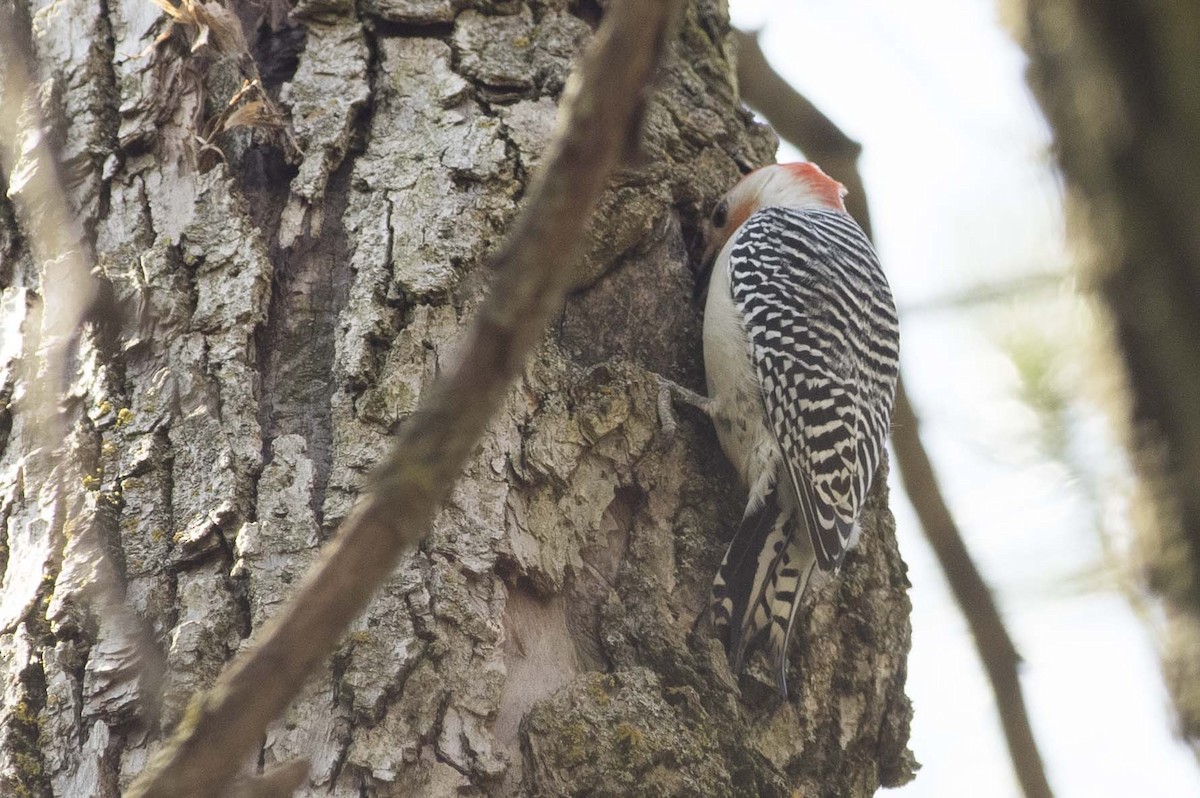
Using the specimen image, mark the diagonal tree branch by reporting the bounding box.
[126,1,683,795]
[734,28,1054,798]
[889,386,1053,798]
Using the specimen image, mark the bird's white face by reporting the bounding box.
[697,162,847,290]
[745,163,846,212]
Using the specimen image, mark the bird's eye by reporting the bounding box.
[711,200,728,228]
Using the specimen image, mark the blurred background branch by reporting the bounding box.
[734,27,1054,798]
[1017,0,1200,757]
[900,271,1065,315]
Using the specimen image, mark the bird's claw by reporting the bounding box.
[656,376,713,442]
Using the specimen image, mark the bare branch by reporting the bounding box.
[890,388,1053,798]
[126,1,683,795]
[734,28,1055,798]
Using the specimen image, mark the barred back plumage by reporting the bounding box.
[706,203,899,696]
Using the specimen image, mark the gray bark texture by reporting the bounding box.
[0,0,915,795]
[1016,2,1200,756]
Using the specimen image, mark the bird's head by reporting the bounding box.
[693,162,847,295]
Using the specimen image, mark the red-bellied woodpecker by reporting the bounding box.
[694,162,899,697]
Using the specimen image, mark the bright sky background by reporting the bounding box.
[731,1,1200,795]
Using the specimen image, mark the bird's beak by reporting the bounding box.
[691,234,720,303]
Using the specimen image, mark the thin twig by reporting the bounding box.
[734,28,1054,798]
[126,1,682,795]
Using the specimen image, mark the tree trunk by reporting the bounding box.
[0,1,915,795]
[1016,2,1200,756]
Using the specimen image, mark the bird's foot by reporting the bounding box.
[656,376,714,441]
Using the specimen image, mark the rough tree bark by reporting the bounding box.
[1015,2,1200,756]
[0,1,915,795]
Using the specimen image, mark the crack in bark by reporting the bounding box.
[8,647,54,797]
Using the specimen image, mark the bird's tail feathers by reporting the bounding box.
[710,480,817,697]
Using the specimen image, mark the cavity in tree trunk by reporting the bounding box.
[0,1,915,795]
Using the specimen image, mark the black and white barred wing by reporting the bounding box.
[729,207,899,572]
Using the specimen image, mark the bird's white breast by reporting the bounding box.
[703,237,778,492]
